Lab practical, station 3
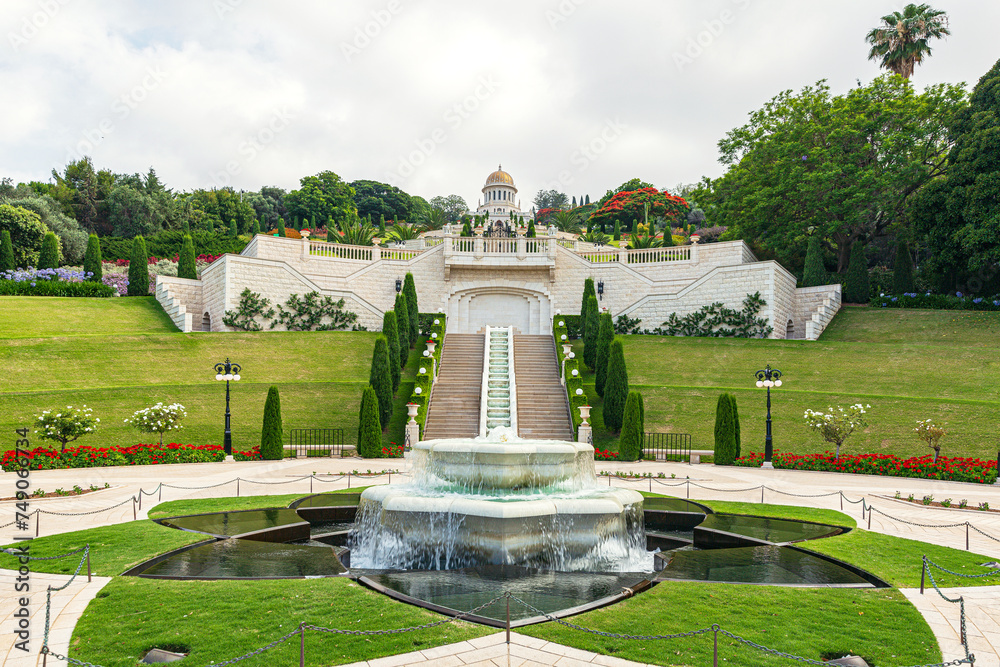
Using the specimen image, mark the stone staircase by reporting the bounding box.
[513,335,574,441]
[423,333,486,440]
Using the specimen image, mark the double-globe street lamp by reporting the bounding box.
[214,358,242,459]
[754,365,783,469]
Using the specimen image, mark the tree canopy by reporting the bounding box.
[866,4,950,80]
[428,194,469,223]
[285,171,357,230]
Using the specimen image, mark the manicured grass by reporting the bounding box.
[578,306,1000,459]
[0,296,176,338]
[147,488,363,520]
[70,577,492,667]
[696,499,857,528]
[520,584,939,666]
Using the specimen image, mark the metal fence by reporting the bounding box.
[289,428,346,458]
[643,432,692,462]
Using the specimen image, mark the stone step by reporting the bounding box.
[513,335,574,441]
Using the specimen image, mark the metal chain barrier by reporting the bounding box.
[868,505,969,529]
[925,556,1000,580]
[922,556,975,665]
[2,545,86,561]
[37,497,136,517]
[766,487,842,499]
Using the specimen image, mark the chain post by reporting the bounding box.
[237,478,240,497]
[966,522,970,551]
[389,471,392,485]
[348,472,351,488]
[868,506,872,530]
[132,496,136,521]
[920,559,926,595]
[86,546,91,583]
[158,483,162,502]
[713,625,718,667]
[36,510,40,537]
[608,474,611,486]
[649,477,652,493]
[840,491,843,511]
[310,475,313,494]
[861,500,866,522]
[299,621,306,667]
[686,478,690,499]
[761,485,764,504]
[42,647,47,667]
[506,594,511,645]
[138,491,141,512]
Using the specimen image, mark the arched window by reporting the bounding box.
[202,312,212,332]
[785,320,795,340]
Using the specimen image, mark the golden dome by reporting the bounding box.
[484,164,515,187]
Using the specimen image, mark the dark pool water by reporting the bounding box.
[659,545,870,586]
[139,539,347,578]
[699,514,843,543]
[158,508,304,537]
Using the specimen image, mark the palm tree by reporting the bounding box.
[627,234,662,250]
[426,208,448,230]
[331,219,377,246]
[866,4,950,79]
[579,231,612,245]
[552,210,581,234]
[389,222,427,242]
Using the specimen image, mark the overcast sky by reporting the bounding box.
[2,0,997,207]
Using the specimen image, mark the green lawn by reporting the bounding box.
[0,298,426,454]
[582,306,1000,459]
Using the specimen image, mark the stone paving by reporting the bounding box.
[3,457,1000,666]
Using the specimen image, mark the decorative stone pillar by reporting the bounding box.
[578,423,592,446]
[516,235,526,259]
[474,235,484,259]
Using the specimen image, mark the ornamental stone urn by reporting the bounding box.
[578,405,591,426]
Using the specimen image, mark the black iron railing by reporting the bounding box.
[289,428,346,458]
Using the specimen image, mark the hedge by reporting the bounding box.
[0,279,115,297]
[871,292,1000,311]
[735,451,998,484]
[99,230,248,261]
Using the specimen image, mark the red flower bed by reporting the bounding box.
[734,450,997,484]
[594,448,620,461]
[2,443,261,470]
[382,444,405,458]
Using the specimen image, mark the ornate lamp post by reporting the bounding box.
[214,358,242,459]
[754,365,783,469]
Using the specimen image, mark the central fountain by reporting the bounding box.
[349,427,649,572]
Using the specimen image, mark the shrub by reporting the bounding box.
[83,234,102,282]
[0,203,47,268]
[34,406,99,452]
[127,236,149,296]
[0,275,114,297]
[619,391,644,461]
[394,292,410,362]
[844,242,870,303]
[580,278,596,339]
[731,393,740,460]
[403,273,419,344]
[178,235,197,280]
[527,220,536,238]
[893,240,914,294]
[382,310,402,392]
[714,393,738,465]
[802,234,826,287]
[124,403,186,446]
[260,386,283,460]
[0,229,14,272]
[357,386,383,458]
[734,451,996,484]
[223,289,274,331]
[271,292,357,331]
[582,294,599,370]
[594,311,614,397]
[803,404,870,459]
[277,218,287,237]
[915,419,947,462]
[369,336,393,430]
[38,231,60,270]
[603,339,629,433]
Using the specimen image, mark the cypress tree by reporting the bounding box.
[462,221,473,237]
[662,225,675,246]
[207,217,215,234]
[893,240,914,294]
[228,219,238,237]
[637,390,645,436]
[613,219,621,241]
[260,386,283,460]
[127,236,149,296]
[379,214,386,236]
[585,194,590,205]
[583,294,599,370]
[357,386,382,458]
[37,231,59,270]
[394,292,410,365]
[619,391,644,461]
[595,311,614,397]
[403,273,419,344]
[277,218,286,237]
[730,393,741,462]
[631,218,637,234]
[527,221,536,238]
[178,235,197,280]
[183,220,191,235]
[0,230,14,272]
[802,234,826,287]
[250,218,260,236]
[83,234,102,282]
[845,241,870,303]
[369,336,393,430]
[382,310,401,392]
[587,217,593,233]
[603,339,629,432]
[580,278,596,338]
[714,393,737,465]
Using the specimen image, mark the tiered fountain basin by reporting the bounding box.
[349,431,646,571]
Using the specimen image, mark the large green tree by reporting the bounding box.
[866,4,950,80]
[428,195,469,223]
[713,76,966,273]
[0,204,47,268]
[285,171,357,230]
[351,180,418,223]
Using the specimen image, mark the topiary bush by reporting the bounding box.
[582,294,599,370]
[403,273,419,345]
[845,242,870,303]
[603,339,629,433]
[37,231,60,270]
[714,393,738,465]
[0,230,14,272]
[382,310,401,392]
[369,336,393,430]
[357,386,382,458]
[893,240,914,294]
[260,386,283,460]
[127,236,149,296]
[178,235,197,280]
[394,292,410,365]
[619,391,644,461]
[802,234,826,287]
[595,311,614,397]
[580,278,596,339]
[83,234,102,282]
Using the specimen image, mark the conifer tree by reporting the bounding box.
[228,219,238,237]
[893,240,914,293]
[527,221,536,238]
[250,218,260,236]
[585,194,590,205]
[595,311,614,397]
[2,230,17,272]
[183,220,191,235]
[37,231,59,270]
[382,310,402,392]
[583,294,599,370]
[802,234,827,287]
[369,336,393,430]
[207,218,215,234]
[662,224,675,246]
[613,219,621,241]
[714,393,738,465]
[178,235,197,280]
[357,386,382,458]
[462,221,473,237]
[730,393,741,461]
[580,278,596,338]
[403,273,419,344]
[260,386,283,460]
[619,391,644,461]
[845,241,870,303]
[127,236,150,296]
[631,218,637,234]
[277,218,286,237]
[603,339,629,432]
[394,292,410,365]
[83,234,102,282]
[379,214,386,236]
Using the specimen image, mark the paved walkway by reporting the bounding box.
[3,457,1000,666]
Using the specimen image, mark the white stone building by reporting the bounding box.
[156,167,840,340]
[472,165,528,224]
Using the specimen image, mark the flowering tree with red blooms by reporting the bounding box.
[588,188,689,234]
[535,208,559,224]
